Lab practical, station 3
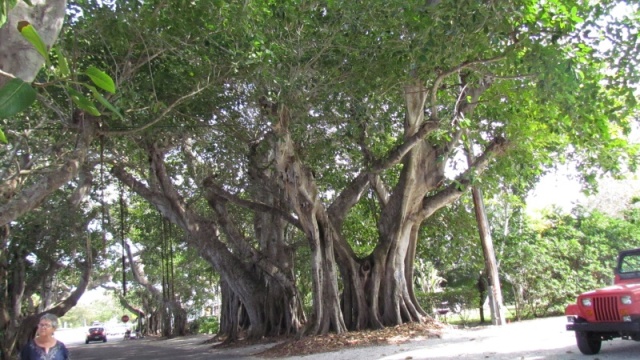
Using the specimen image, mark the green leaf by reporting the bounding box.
[0,78,37,118]
[68,88,101,116]
[0,0,19,28]
[85,66,116,94]
[53,47,70,78]
[17,21,50,64]
[86,85,124,120]
[0,127,7,144]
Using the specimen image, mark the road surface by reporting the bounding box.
[58,316,640,359]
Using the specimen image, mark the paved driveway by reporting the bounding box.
[62,316,640,360]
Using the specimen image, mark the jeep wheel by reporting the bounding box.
[575,331,601,355]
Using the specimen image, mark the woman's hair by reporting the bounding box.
[40,313,59,330]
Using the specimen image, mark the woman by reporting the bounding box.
[20,313,70,360]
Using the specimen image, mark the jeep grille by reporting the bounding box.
[593,296,620,322]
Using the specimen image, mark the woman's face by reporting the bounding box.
[37,320,54,337]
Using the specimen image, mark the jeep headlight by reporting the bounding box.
[621,295,633,305]
[582,298,593,307]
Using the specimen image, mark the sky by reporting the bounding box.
[525,164,586,214]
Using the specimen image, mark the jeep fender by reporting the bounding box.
[565,304,579,316]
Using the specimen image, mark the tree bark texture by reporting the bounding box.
[0,0,67,88]
[204,161,305,338]
[271,106,347,335]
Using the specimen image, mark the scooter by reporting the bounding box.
[124,330,131,340]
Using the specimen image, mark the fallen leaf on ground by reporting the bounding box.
[254,320,444,358]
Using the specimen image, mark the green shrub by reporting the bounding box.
[191,316,219,335]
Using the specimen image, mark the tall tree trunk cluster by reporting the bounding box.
[246,81,507,334]
[112,141,307,340]
[112,69,508,340]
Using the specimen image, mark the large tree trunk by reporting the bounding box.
[218,280,248,342]
[254,216,305,336]
[368,83,444,326]
[210,140,306,338]
[271,106,346,335]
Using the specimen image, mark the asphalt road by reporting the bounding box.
[58,316,640,360]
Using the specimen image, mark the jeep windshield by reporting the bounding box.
[618,252,640,279]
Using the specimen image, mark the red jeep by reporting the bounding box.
[566,248,640,354]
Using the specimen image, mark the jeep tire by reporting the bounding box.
[575,331,601,355]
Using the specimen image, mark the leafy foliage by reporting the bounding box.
[500,207,640,318]
[190,316,219,335]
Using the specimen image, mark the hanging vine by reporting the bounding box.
[168,220,175,301]
[161,214,167,302]
[119,183,128,296]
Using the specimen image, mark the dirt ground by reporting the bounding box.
[221,320,444,358]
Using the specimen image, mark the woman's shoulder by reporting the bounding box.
[54,340,70,359]
[55,340,69,351]
[21,340,36,350]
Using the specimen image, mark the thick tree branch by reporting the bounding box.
[413,136,509,221]
[369,119,439,173]
[0,115,98,226]
[202,177,302,230]
[125,242,163,299]
[370,174,390,206]
[327,173,370,228]
[111,164,196,231]
[113,152,271,332]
